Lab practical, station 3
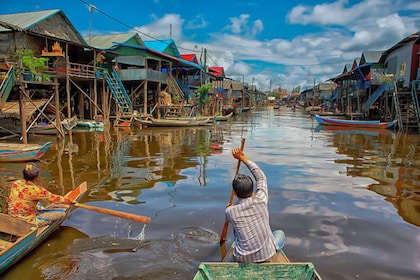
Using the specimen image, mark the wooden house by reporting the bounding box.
[328,31,420,130]
[384,31,420,88]
[0,9,112,141]
[329,61,357,114]
[383,31,420,130]
[221,80,244,115]
[88,35,203,118]
[208,66,226,115]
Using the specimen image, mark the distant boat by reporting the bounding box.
[165,112,233,123]
[313,114,397,129]
[212,112,234,121]
[134,117,210,127]
[30,116,78,135]
[76,120,105,128]
[0,142,52,162]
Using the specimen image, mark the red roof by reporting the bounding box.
[181,54,199,64]
[208,66,225,77]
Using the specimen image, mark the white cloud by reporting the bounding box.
[135,14,184,41]
[137,1,419,92]
[185,14,208,30]
[224,14,263,37]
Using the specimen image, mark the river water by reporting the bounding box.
[1,107,419,280]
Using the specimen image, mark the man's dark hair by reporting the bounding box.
[232,174,253,198]
[23,163,40,181]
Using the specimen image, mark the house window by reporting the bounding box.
[399,63,406,77]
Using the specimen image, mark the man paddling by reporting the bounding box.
[7,163,72,227]
[225,147,285,263]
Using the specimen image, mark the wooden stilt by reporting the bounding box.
[19,86,27,144]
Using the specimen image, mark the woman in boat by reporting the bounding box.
[7,163,72,227]
[225,147,285,263]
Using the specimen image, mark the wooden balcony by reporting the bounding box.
[119,68,167,83]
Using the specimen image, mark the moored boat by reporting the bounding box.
[165,112,234,123]
[0,142,52,162]
[76,120,105,128]
[0,181,87,274]
[135,116,210,127]
[211,112,233,121]
[313,114,397,129]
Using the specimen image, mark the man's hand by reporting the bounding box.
[232,147,248,163]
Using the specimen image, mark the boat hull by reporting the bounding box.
[313,114,396,129]
[193,262,322,280]
[0,182,87,274]
[76,120,105,128]
[195,241,322,279]
[135,117,210,127]
[0,142,52,162]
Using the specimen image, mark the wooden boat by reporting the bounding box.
[29,116,78,135]
[313,114,397,129]
[0,181,87,274]
[165,112,233,123]
[135,116,210,127]
[194,243,322,280]
[211,112,233,121]
[0,142,52,162]
[76,120,105,128]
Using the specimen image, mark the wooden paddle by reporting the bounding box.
[220,137,246,246]
[73,202,151,224]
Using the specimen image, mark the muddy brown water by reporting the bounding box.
[1,108,419,280]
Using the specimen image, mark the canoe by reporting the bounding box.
[0,142,51,162]
[135,117,210,127]
[194,243,322,280]
[211,112,233,121]
[194,262,322,280]
[313,114,397,129]
[76,120,105,128]
[165,112,233,123]
[29,116,78,135]
[0,181,87,274]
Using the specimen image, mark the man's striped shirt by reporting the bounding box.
[225,160,278,263]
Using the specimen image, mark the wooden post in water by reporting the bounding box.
[54,77,62,139]
[19,86,27,144]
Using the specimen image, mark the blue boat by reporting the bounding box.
[0,142,51,162]
[313,114,397,129]
[0,182,87,274]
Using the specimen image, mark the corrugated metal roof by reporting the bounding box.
[0,9,87,44]
[181,54,199,64]
[359,51,384,64]
[0,9,60,32]
[86,33,142,49]
[209,66,225,77]
[223,80,243,90]
[114,42,202,70]
[143,39,181,57]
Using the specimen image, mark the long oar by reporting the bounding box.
[220,138,246,257]
[73,202,151,224]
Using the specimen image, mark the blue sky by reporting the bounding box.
[1,0,419,92]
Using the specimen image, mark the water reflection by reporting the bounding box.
[314,126,420,227]
[1,110,420,280]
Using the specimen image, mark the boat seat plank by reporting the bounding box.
[0,213,34,236]
[0,239,13,250]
